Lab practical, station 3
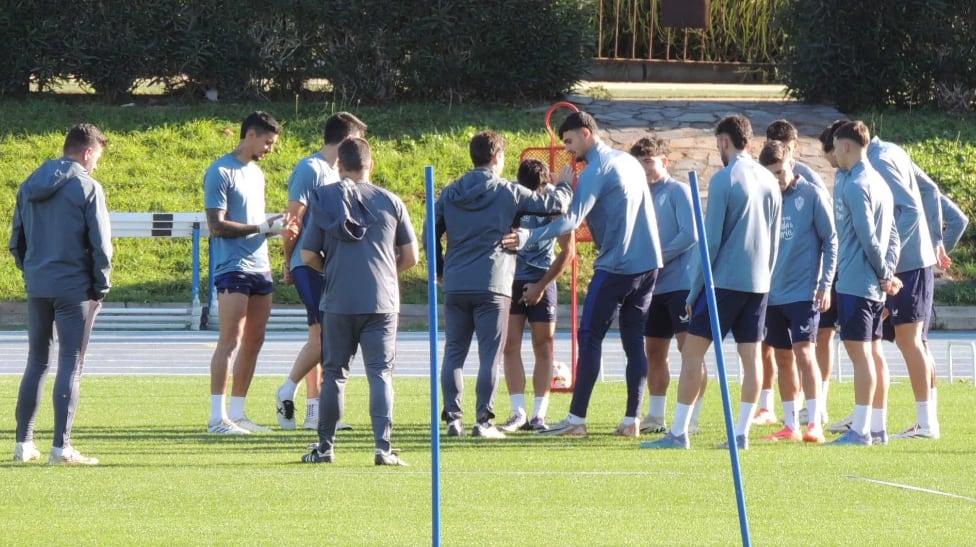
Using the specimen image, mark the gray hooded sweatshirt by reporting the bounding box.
[432,167,572,296]
[9,158,113,299]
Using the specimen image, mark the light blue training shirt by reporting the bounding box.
[939,193,969,254]
[287,153,339,271]
[649,175,696,294]
[686,152,782,306]
[523,141,663,275]
[768,177,837,306]
[867,137,936,273]
[833,160,900,302]
[515,212,555,281]
[912,163,969,254]
[203,153,271,276]
[793,160,826,191]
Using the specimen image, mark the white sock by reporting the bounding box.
[691,396,704,426]
[671,403,692,437]
[279,379,299,401]
[621,416,637,426]
[929,388,939,426]
[533,397,548,420]
[806,399,820,427]
[210,394,226,423]
[735,402,757,437]
[648,396,667,419]
[227,396,246,421]
[782,400,797,430]
[759,389,774,411]
[307,399,319,418]
[871,406,887,433]
[852,405,871,436]
[567,413,585,425]
[510,394,527,417]
[916,401,930,429]
[821,381,830,401]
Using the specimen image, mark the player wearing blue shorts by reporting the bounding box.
[644,115,781,450]
[503,112,664,437]
[275,112,366,431]
[765,119,827,191]
[204,111,286,435]
[754,120,830,427]
[628,137,704,435]
[878,166,969,435]
[499,159,576,433]
[757,140,837,444]
[868,134,943,439]
[828,121,901,446]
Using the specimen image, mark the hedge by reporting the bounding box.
[778,0,976,112]
[0,0,595,103]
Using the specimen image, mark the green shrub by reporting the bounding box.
[0,1,592,104]
[779,0,976,112]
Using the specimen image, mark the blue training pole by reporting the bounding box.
[688,171,752,547]
[424,166,442,547]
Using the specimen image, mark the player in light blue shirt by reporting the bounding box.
[628,136,704,435]
[503,111,663,437]
[758,140,837,443]
[499,159,576,433]
[644,115,781,451]
[765,119,826,191]
[829,121,901,446]
[203,111,285,435]
[275,112,367,432]
[867,136,941,438]
[754,119,829,426]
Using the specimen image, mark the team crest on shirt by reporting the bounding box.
[795,196,805,211]
[781,216,794,240]
[657,194,668,207]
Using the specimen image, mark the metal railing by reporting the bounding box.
[595,0,788,64]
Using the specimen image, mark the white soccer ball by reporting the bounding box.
[552,361,572,389]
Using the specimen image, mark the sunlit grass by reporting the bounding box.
[1,376,974,545]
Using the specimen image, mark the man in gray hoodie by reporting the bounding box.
[433,131,572,439]
[300,137,418,466]
[9,123,113,465]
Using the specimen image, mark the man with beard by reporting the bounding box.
[643,115,781,450]
[502,111,663,437]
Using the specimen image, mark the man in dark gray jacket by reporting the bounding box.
[432,130,572,439]
[9,123,113,465]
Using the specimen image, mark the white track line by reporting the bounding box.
[847,475,976,503]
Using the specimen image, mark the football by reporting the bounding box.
[551,361,572,390]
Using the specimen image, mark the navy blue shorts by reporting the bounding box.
[819,285,839,330]
[644,290,691,338]
[510,278,558,323]
[837,294,884,342]
[687,289,768,343]
[882,311,932,343]
[886,267,933,326]
[292,265,325,325]
[764,301,820,350]
[214,271,274,297]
